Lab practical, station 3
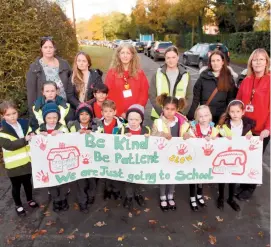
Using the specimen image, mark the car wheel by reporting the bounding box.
[198,59,204,69]
[183,56,189,66]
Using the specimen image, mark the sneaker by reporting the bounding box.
[123,197,133,209]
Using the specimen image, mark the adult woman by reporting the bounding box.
[236,48,270,200]
[26,37,71,113]
[149,46,193,119]
[105,43,149,118]
[187,50,237,124]
[67,51,103,109]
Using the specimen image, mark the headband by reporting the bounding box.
[228,99,245,107]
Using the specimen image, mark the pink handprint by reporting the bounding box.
[248,169,259,179]
[202,143,214,156]
[35,137,47,151]
[81,154,91,164]
[155,138,168,150]
[249,139,259,151]
[177,144,188,155]
[36,170,49,183]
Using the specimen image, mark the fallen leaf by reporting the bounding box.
[132,227,136,231]
[136,210,141,215]
[209,235,217,245]
[168,236,172,241]
[192,224,201,230]
[31,230,47,240]
[94,221,106,227]
[236,236,241,240]
[46,220,55,226]
[67,234,75,240]
[15,234,20,239]
[144,208,150,213]
[73,203,79,210]
[144,197,150,201]
[204,195,211,200]
[43,211,51,217]
[144,237,148,240]
[216,216,224,222]
[58,228,64,234]
[40,204,45,208]
[128,212,133,218]
[103,207,109,213]
[6,239,12,245]
[258,231,264,238]
[197,221,203,226]
[85,233,90,239]
[118,235,125,241]
[149,219,158,225]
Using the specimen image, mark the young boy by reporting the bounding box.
[117,104,150,209]
[68,103,98,213]
[98,100,125,200]
[88,84,109,119]
[37,101,69,212]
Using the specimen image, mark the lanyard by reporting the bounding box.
[249,76,263,104]
[123,72,130,90]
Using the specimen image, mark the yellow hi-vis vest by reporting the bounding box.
[217,125,252,137]
[154,118,189,137]
[33,104,70,126]
[36,124,69,134]
[151,68,189,119]
[0,132,31,169]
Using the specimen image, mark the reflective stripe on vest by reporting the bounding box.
[154,119,189,137]
[218,125,252,137]
[151,69,189,118]
[0,132,31,169]
[33,107,43,125]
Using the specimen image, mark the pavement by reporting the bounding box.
[0,52,270,247]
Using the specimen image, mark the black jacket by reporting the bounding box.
[222,117,256,136]
[0,119,31,177]
[66,69,103,109]
[187,69,237,123]
[26,57,72,114]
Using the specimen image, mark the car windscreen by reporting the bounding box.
[136,42,144,45]
[209,44,228,53]
[158,43,173,48]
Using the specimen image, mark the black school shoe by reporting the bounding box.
[217,197,224,210]
[236,189,254,201]
[123,197,133,209]
[160,199,169,212]
[112,191,122,200]
[87,196,95,205]
[227,199,240,211]
[61,199,69,211]
[134,195,145,207]
[15,206,26,216]
[53,201,62,212]
[79,203,89,214]
[104,190,112,200]
[190,200,199,212]
[28,200,39,208]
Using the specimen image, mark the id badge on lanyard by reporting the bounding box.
[245,77,262,113]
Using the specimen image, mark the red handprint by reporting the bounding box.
[202,143,214,156]
[155,138,168,150]
[81,154,91,164]
[249,139,259,151]
[248,169,259,179]
[36,170,49,183]
[177,144,188,155]
[35,137,47,151]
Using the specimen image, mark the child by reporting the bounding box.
[216,100,255,211]
[68,103,98,213]
[37,101,69,212]
[184,105,218,211]
[99,100,124,200]
[152,93,189,211]
[31,81,72,131]
[88,84,109,118]
[0,101,39,216]
[117,104,150,209]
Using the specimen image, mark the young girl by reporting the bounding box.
[216,100,255,211]
[152,93,189,211]
[31,81,72,131]
[37,101,69,212]
[68,103,98,213]
[117,104,150,209]
[0,101,39,216]
[184,105,218,211]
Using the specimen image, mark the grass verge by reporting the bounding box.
[229,52,249,66]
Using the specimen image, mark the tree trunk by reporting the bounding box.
[197,15,203,42]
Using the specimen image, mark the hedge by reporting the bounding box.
[0,0,78,114]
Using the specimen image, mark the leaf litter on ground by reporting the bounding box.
[94,221,107,227]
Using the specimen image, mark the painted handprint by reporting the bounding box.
[248,169,259,179]
[202,143,214,156]
[36,170,49,183]
[35,137,47,151]
[249,139,259,151]
[81,153,91,164]
[177,144,188,155]
[155,138,168,150]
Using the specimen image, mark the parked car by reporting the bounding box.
[120,39,133,45]
[132,42,145,53]
[150,41,173,61]
[144,41,155,57]
[183,43,230,69]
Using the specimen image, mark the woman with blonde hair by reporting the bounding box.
[105,43,149,118]
[236,48,270,200]
[67,51,103,109]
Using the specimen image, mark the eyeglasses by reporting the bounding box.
[41,36,53,41]
[252,58,266,63]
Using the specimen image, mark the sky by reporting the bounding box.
[64,0,137,22]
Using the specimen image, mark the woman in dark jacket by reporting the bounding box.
[187,50,237,124]
[66,51,103,109]
[26,37,72,115]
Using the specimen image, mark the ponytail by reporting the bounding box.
[156,93,186,111]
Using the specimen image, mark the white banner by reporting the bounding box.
[29,133,263,188]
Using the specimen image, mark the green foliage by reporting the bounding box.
[0,0,78,114]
